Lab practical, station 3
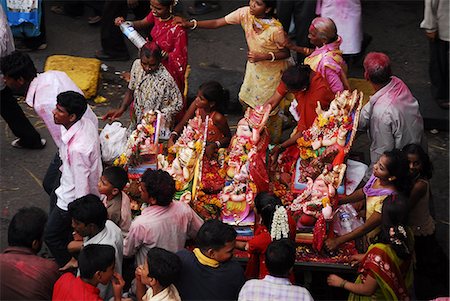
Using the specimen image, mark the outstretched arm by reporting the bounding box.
[174,16,228,29]
[328,274,378,296]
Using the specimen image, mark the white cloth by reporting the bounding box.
[55,118,102,210]
[82,220,124,300]
[0,6,15,91]
[358,76,425,179]
[420,0,449,41]
[317,0,363,54]
[142,284,181,301]
[25,71,98,148]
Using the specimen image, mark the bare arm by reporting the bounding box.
[409,180,427,210]
[264,90,284,111]
[103,88,134,121]
[174,16,228,29]
[169,101,197,143]
[114,16,151,30]
[339,188,365,205]
[235,241,248,251]
[328,274,378,296]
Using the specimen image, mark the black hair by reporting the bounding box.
[378,194,411,260]
[78,244,115,279]
[156,0,175,6]
[262,0,277,18]
[198,81,229,114]
[68,194,108,230]
[382,149,412,195]
[265,239,296,277]
[56,91,87,122]
[363,52,392,85]
[103,166,129,190]
[254,192,282,231]
[0,50,37,81]
[402,143,433,180]
[140,41,163,61]
[8,207,47,248]
[197,219,237,251]
[141,169,175,206]
[146,247,181,288]
[281,65,311,91]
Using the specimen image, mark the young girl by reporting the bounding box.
[168,81,231,159]
[402,143,449,300]
[324,149,411,252]
[174,0,290,142]
[236,192,296,280]
[327,194,414,300]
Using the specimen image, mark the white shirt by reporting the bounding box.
[420,0,449,41]
[55,118,102,210]
[82,220,124,300]
[0,6,15,91]
[25,71,98,148]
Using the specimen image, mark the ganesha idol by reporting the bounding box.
[220,105,271,226]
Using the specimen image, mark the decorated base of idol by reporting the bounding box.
[116,90,365,264]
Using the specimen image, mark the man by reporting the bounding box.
[238,239,314,301]
[0,9,44,150]
[0,51,98,210]
[44,91,102,268]
[359,52,426,180]
[0,207,60,300]
[68,194,123,300]
[124,169,203,266]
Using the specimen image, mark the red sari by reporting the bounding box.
[146,13,188,95]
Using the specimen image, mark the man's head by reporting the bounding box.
[0,51,37,93]
[140,169,175,206]
[196,219,236,263]
[78,244,116,285]
[139,41,163,74]
[363,52,392,85]
[8,207,47,252]
[53,91,87,129]
[68,194,108,238]
[98,166,129,198]
[281,65,312,92]
[265,239,296,278]
[141,247,181,289]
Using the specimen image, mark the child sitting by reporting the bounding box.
[238,239,314,301]
[53,244,125,301]
[168,81,231,159]
[98,166,132,236]
[175,219,246,300]
[135,247,182,301]
[236,192,294,280]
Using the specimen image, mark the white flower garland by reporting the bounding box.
[271,206,289,240]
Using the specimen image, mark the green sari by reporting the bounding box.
[348,243,413,301]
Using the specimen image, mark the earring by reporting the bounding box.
[169,5,173,14]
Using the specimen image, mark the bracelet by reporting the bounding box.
[215,141,221,148]
[268,51,275,62]
[190,19,198,30]
[170,131,179,137]
[340,280,347,288]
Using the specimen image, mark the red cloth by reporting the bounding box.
[245,225,272,279]
[249,129,270,192]
[0,247,60,300]
[276,72,334,134]
[145,13,188,95]
[53,273,103,301]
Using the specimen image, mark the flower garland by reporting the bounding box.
[270,206,289,240]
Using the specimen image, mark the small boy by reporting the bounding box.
[53,244,125,301]
[175,219,246,301]
[238,239,314,301]
[98,166,132,235]
[135,247,182,301]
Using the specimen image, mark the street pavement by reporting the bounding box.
[1,0,448,261]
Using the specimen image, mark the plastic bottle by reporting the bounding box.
[119,21,146,49]
[339,212,353,234]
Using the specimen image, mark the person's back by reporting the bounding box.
[175,220,245,300]
[238,239,314,301]
[0,207,60,300]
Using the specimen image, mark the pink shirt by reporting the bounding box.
[25,71,98,148]
[55,118,102,210]
[124,201,203,265]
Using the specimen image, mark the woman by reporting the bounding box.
[115,0,187,95]
[325,149,411,252]
[286,17,350,94]
[327,194,414,300]
[103,42,182,135]
[174,0,291,142]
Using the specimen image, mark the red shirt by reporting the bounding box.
[277,72,334,133]
[53,273,102,301]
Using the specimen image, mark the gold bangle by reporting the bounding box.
[340,280,347,288]
[268,51,275,62]
[190,19,197,30]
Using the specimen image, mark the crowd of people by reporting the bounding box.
[0,0,449,300]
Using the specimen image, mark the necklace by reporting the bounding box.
[159,14,174,22]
